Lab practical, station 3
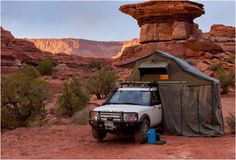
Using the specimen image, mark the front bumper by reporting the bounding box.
[89,120,141,133]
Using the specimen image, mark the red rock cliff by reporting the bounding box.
[28,38,123,58]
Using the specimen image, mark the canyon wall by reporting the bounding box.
[28,38,123,58]
[1,27,112,76]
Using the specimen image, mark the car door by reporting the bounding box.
[149,91,162,126]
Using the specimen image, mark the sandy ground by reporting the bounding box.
[1,95,235,159]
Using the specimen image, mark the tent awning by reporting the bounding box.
[138,62,168,69]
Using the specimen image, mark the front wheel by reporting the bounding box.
[134,119,150,144]
[92,128,106,142]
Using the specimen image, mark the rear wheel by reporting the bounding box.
[92,128,106,142]
[134,119,150,144]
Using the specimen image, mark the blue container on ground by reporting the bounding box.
[148,128,156,144]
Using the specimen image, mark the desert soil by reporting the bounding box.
[1,95,235,159]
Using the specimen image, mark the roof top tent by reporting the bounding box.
[117,50,224,136]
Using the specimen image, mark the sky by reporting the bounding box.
[1,1,235,41]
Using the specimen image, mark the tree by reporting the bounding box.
[56,78,89,117]
[87,60,102,70]
[1,65,50,129]
[36,58,56,75]
[86,68,118,99]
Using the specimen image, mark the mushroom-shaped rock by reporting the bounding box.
[120,1,205,43]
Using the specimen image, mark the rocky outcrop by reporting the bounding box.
[112,38,139,59]
[120,1,204,43]
[1,27,51,74]
[1,27,112,77]
[28,38,123,58]
[210,24,235,38]
[114,1,235,80]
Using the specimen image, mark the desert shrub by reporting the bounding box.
[88,60,102,70]
[37,58,56,75]
[18,64,40,79]
[209,63,224,72]
[72,110,89,125]
[217,69,235,94]
[208,63,234,94]
[226,113,235,134]
[56,78,89,117]
[227,54,235,64]
[180,55,188,61]
[1,65,49,129]
[86,68,118,99]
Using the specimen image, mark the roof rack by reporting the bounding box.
[116,81,158,88]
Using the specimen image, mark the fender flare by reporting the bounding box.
[139,114,150,123]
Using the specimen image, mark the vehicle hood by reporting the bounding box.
[93,104,149,113]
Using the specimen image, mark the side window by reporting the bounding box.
[151,91,161,105]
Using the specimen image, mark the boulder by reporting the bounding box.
[51,64,73,80]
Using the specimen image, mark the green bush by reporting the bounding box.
[217,69,235,94]
[180,55,188,61]
[226,113,235,134]
[88,60,102,70]
[208,63,234,94]
[1,65,50,129]
[228,54,235,64]
[86,68,118,99]
[37,58,56,75]
[209,63,224,72]
[72,110,89,125]
[56,78,89,117]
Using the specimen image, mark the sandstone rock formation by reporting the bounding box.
[1,27,112,77]
[120,1,204,43]
[1,27,50,74]
[28,38,123,58]
[114,1,235,80]
[112,38,139,59]
[210,24,235,38]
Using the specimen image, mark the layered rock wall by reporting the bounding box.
[28,38,123,58]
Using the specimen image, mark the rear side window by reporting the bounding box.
[151,91,161,105]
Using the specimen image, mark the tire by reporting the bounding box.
[92,128,106,142]
[134,119,150,144]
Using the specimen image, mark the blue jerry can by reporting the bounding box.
[148,128,156,144]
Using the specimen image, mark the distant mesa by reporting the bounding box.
[28,39,123,58]
[120,0,205,43]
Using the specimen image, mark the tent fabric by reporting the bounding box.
[139,61,168,69]
[119,50,219,84]
[118,50,224,136]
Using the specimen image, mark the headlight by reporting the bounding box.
[90,111,99,121]
[123,113,138,122]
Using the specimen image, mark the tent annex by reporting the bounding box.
[117,50,224,136]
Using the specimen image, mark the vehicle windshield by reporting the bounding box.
[106,90,151,106]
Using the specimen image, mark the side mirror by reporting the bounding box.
[111,88,118,92]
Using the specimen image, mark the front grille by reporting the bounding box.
[99,112,123,121]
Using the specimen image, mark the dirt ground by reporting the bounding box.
[1,95,235,159]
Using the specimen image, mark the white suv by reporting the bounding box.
[89,85,162,143]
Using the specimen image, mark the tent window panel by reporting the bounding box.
[139,68,168,76]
